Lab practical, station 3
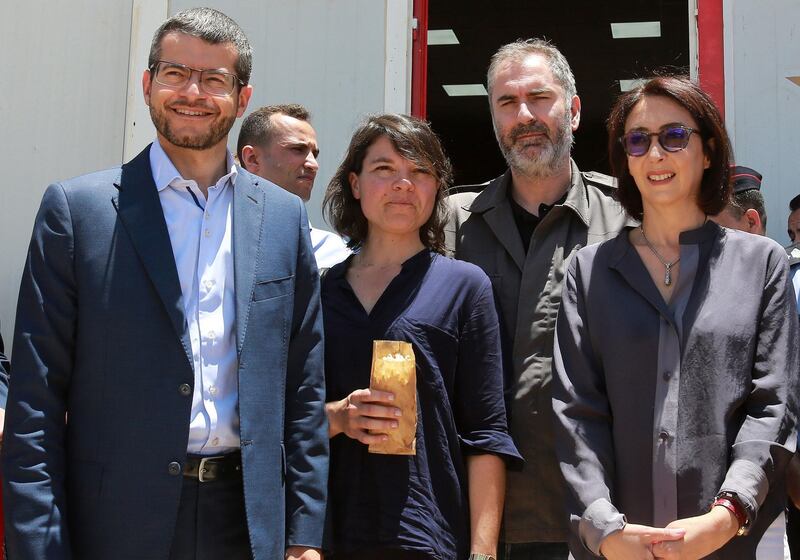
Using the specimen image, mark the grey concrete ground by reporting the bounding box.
[757,515,787,560]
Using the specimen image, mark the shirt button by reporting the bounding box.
[204,229,211,237]
[179,383,191,396]
[207,330,216,340]
[212,437,220,446]
[204,279,215,290]
[663,370,672,381]
[658,430,671,442]
[168,461,182,476]
[209,385,218,396]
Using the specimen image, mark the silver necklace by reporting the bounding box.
[639,226,680,286]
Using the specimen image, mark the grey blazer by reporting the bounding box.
[553,222,798,559]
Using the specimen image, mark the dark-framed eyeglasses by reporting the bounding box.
[149,60,244,96]
[619,125,700,157]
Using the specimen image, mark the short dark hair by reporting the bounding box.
[790,194,800,213]
[728,189,767,227]
[324,114,453,254]
[607,75,732,220]
[237,104,311,162]
[148,8,252,85]
[487,38,576,101]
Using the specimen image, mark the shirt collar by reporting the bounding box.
[149,138,238,192]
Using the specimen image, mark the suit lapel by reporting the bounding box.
[233,171,264,355]
[112,145,193,367]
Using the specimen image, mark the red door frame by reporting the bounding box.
[697,0,725,118]
[411,0,429,118]
[411,0,725,119]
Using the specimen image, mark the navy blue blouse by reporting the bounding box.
[323,250,522,560]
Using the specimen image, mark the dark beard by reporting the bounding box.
[497,108,574,179]
[149,105,235,151]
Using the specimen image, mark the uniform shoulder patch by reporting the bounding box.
[581,171,618,190]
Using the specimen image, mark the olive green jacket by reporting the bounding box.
[445,160,635,543]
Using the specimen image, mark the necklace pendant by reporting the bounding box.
[664,264,672,286]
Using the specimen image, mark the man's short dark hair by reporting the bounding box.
[236,104,311,163]
[324,114,453,254]
[607,75,732,220]
[790,194,800,213]
[148,7,252,85]
[728,189,767,227]
[487,38,577,102]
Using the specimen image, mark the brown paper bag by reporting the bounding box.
[368,340,417,455]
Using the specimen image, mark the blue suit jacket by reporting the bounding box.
[2,145,329,559]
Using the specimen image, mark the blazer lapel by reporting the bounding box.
[608,229,676,330]
[112,145,192,366]
[233,171,264,355]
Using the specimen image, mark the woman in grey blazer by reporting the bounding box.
[553,76,798,560]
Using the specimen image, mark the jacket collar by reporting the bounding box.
[461,160,590,270]
[465,159,591,227]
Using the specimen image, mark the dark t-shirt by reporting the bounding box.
[322,250,521,560]
[508,191,567,252]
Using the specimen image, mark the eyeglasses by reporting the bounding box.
[149,60,244,96]
[619,125,699,157]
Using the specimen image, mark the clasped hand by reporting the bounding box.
[599,507,739,560]
[327,388,401,444]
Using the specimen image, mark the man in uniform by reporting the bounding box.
[788,194,800,243]
[711,165,767,235]
[445,38,633,559]
[237,104,349,269]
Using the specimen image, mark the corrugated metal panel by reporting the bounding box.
[724,0,800,243]
[0,0,135,343]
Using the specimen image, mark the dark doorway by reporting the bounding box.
[425,1,691,187]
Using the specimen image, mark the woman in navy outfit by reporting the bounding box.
[321,114,521,560]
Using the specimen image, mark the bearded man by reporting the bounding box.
[445,39,634,560]
[3,8,327,560]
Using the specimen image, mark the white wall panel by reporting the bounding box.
[1,0,412,349]
[165,0,413,228]
[724,0,800,243]
[0,0,135,347]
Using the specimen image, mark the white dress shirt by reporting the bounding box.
[309,225,350,269]
[150,139,240,455]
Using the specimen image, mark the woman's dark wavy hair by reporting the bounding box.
[607,75,732,221]
[324,114,453,254]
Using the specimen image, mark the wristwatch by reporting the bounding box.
[468,554,496,560]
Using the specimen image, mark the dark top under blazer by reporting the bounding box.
[553,222,798,559]
[2,145,328,560]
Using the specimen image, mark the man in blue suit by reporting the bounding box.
[2,8,327,560]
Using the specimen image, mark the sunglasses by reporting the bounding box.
[619,125,699,157]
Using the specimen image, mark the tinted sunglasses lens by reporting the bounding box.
[660,127,691,151]
[623,132,650,156]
